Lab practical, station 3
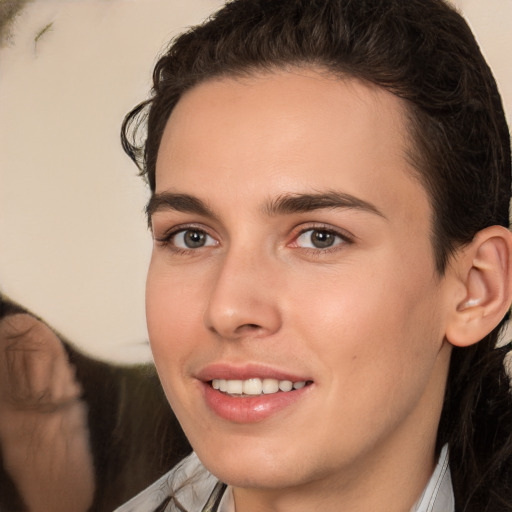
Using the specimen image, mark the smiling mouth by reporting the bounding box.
[210,378,313,396]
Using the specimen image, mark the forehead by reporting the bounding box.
[155,67,430,227]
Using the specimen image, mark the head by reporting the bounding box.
[124,0,511,270]
[122,0,512,504]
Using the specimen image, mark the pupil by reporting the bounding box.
[312,230,334,248]
[185,230,205,248]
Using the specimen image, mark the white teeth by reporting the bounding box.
[278,380,293,392]
[243,378,263,395]
[262,378,279,394]
[210,378,308,395]
[226,380,243,394]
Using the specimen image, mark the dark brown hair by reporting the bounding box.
[121,1,512,509]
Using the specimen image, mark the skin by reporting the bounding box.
[147,68,457,512]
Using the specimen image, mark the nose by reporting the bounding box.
[203,248,282,340]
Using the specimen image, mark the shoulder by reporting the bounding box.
[114,452,219,512]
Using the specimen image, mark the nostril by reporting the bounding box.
[234,323,263,334]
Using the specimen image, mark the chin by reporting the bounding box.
[207,463,303,490]
[193,442,313,490]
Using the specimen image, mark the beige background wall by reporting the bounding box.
[0,0,511,362]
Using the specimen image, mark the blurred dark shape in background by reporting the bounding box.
[0,295,191,512]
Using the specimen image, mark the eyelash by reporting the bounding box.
[154,224,354,256]
[154,224,216,255]
[291,225,354,254]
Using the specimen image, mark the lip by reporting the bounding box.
[196,362,311,382]
[197,363,313,424]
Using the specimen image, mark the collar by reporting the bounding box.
[410,444,454,512]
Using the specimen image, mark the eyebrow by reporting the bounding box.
[146,190,385,225]
[146,192,217,225]
[264,191,386,218]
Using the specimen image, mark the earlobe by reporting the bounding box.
[446,226,512,348]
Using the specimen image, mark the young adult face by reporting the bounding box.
[146,68,455,505]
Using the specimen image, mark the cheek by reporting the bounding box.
[145,263,206,373]
[145,274,200,424]
[286,267,445,444]
[287,260,444,385]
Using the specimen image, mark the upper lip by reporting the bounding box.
[196,363,311,383]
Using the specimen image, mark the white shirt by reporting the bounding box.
[114,444,454,512]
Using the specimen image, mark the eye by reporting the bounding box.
[171,229,217,249]
[294,228,346,249]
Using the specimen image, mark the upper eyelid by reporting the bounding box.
[150,210,218,232]
[154,222,216,239]
[291,223,355,242]
[152,220,356,244]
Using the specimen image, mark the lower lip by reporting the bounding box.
[202,382,311,423]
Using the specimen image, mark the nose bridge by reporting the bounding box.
[204,241,282,339]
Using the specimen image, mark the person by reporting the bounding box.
[117,0,512,510]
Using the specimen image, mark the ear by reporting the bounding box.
[445,225,512,348]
